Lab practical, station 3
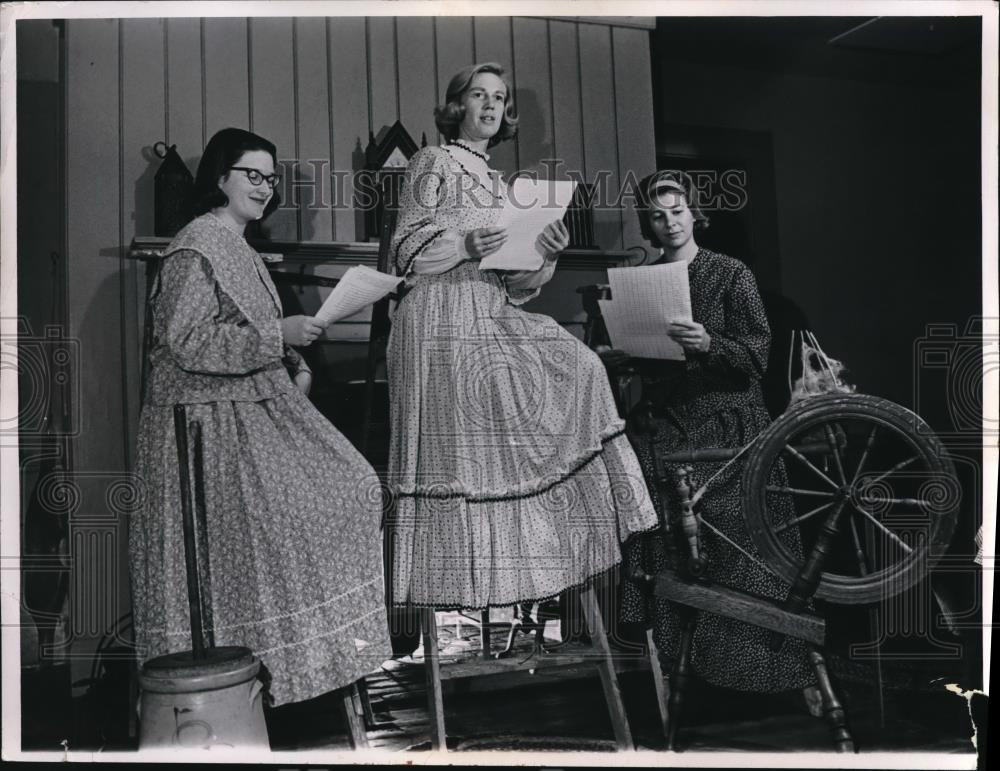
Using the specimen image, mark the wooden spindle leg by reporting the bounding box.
[646,628,671,741]
[666,611,696,751]
[809,648,854,753]
[356,677,375,729]
[480,608,492,659]
[580,585,634,750]
[421,608,446,751]
[341,681,369,749]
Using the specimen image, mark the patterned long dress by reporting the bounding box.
[129,213,393,706]
[385,145,659,610]
[620,248,815,693]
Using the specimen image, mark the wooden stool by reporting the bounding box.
[338,681,369,749]
[418,582,635,751]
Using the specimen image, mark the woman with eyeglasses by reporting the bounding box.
[129,128,392,711]
[384,63,658,617]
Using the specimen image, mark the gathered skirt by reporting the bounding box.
[128,387,393,706]
[385,264,659,609]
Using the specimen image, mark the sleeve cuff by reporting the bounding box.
[263,319,285,356]
[456,232,472,262]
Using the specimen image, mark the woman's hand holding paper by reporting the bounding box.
[281,315,324,347]
[537,219,570,259]
[464,226,508,260]
[668,319,711,353]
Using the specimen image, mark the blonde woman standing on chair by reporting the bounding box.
[384,63,658,616]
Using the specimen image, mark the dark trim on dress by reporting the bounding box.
[396,227,447,277]
[395,427,628,503]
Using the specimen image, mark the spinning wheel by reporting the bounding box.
[742,393,959,606]
[628,391,960,753]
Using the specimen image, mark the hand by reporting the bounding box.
[293,369,313,396]
[668,319,711,353]
[595,346,632,370]
[538,219,570,257]
[464,226,508,260]
[281,315,324,347]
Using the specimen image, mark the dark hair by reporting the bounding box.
[192,127,281,218]
[636,169,710,247]
[433,62,519,148]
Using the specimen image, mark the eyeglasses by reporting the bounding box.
[229,167,282,189]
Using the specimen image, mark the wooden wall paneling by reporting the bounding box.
[202,17,250,141]
[249,17,297,241]
[165,18,204,172]
[65,17,128,681]
[120,18,165,468]
[612,26,656,254]
[328,17,369,242]
[472,16,517,175]
[396,17,438,150]
[511,17,553,177]
[433,17,474,144]
[294,17,333,242]
[366,17,399,142]
[66,18,125,473]
[578,23,622,250]
[548,20,585,184]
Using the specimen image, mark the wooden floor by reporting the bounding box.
[264,613,979,756]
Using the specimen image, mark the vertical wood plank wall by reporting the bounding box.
[62,16,655,658]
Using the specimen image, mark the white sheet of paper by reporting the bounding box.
[314,265,401,327]
[598,262,693,360]
[478,178,577,271]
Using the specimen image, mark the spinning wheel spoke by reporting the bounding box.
[859,494,936,509]
[782,444,840,490]
[848,502,913,554]
[774,501,834,534]
[848,515,871,577]
[848,425,879,488]
[824,423,848,485]
[860,456,919,487]
[766,484,837,498]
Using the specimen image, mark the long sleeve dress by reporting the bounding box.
[385,144,659,610]
[129,212,392,706]
[620,248,815,693]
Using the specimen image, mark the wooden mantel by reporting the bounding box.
[127,236,645,271]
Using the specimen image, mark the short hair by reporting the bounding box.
[636,169,710,248]
[434,62,519,148]
[192,127,282,219]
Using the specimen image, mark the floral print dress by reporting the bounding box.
[384,145,659,610]
[129,213,392,706]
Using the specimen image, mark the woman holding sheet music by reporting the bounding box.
[618,170,817,696]
[385,63,658,612]
[128,128,391,709]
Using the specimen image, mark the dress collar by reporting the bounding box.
[446,140,491,163]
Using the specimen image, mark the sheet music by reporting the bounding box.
[479,178,577,271]
[598,262,693,360]
[314,265,401,327]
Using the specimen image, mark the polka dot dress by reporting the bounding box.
[620,249,815,693]
[385,146,659,610]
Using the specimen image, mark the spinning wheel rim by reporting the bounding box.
[742,394,958,605]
